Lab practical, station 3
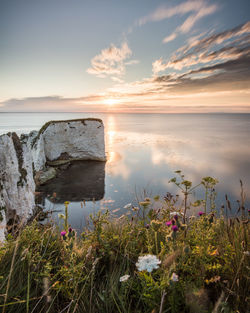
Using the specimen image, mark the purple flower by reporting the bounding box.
[61,231,67,237]
[68,227,72,233]
[173,214,179,220]
[172,225,178,232]
[171,219,175,225]
[145,224,150,229]
[166,221,172,226]
[198,211,204,216]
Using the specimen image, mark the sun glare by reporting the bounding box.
[104,98,119,106]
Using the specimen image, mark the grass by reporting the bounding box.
[0,175,249,312]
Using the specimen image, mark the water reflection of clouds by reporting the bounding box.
[105,120,250,206]
[150,134,250,201]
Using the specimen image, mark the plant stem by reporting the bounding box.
[159,290,166,313]
[204,187,208,214]
[155,231,158,255]
[3,238,19,313]
[26,264,30,313]
[183,190,188,223]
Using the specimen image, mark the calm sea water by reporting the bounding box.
[0,113,250,230]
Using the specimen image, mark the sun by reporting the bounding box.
[104,98,119,106]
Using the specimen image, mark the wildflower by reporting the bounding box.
[151,220,162,231]
[139,201,150,208]
[58,213,65,219]
[124,203,132,209]
[170,211,182,217]
[205,276,220,284]
[145,224,150,229]
[166,221,172,226]
[119,274,130,282]
[172,225,178,232]
[171,219,175,225]
[171,272,179,282]
[132,206,139,211]
[61,231,66,237]
[64,201,70,205]
[136,254,161,273]
[68,227,72,233]
[189,215,196,220]
[153,195,160,201]
[198,211,204,216]
[173,214,179,220]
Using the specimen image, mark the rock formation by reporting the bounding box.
[0,133,36,239]
[0,118,106,240]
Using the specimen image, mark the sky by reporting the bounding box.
[0,0,250,113]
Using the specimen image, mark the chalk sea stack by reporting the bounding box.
[0,118,106,241]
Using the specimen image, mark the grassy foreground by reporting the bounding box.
[0,176,249,313]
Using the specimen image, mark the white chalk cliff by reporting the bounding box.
[0,133,35,240]
[0,118,106,240]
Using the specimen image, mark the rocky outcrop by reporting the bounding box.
[26,130,46,172]
[0,195,7,242]
[31,118,106,170]
[0,133,36,240]
[0,118,106,241]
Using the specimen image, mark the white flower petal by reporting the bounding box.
[136,255,161,273]
[119,274,130,282]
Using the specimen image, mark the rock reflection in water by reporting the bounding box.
[37,161,105,203]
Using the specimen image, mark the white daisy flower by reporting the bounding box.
[170,211,183,217]
[136,254,161,273]
[119,274,130,282]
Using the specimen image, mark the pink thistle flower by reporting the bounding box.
[172,225,178,232]
[166,221,172,226]
[198,211,204,216]
[61,231,67,237]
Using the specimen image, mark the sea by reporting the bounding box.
[0,112,249,231]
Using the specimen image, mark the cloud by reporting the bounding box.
[0,95,107,112]
[152,58,168,75]
[137,0,218,43]
[177,3,217,34]
[162,33,177,43]
[153,21,250,74]
[185,21,250,54]
[1,21,250,114]
[125,59,140,65]
[87,42,132,78]
[156,54,250,93]
[107,44,250,110]
[138,0,205,26]
[111,76,124,83]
